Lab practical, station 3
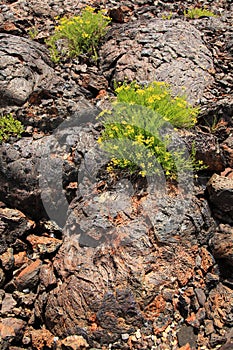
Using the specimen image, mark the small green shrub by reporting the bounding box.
[46,6,111,62]
[97,82,205,179]
[113,81,199,128]
[0,114,23,143]
[184,8,216,19]
[28,26,39,39]
[161,12,173,20]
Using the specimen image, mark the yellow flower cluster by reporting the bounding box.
[98,80,202,179]
[47,6,111,62]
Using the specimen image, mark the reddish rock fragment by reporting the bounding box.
[60,335,89,349]
[26,234,62,255]
[204,319,215,336]
[14,259,42,291]
[222,136,233,168]
[178,344,192,350]
[30,328,55,350]
[3,22,18,32]
[14,252,30,268]
[200,247,214,273]
[176,252,196,287]
[186,308,206,328]
[39,262,57,288]
[0,207,35,254]
[1,293,17,314]
[0,317,25,341]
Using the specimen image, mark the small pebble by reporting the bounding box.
[22,288,30,293]
[121,333,129,340]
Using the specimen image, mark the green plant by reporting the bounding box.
[203,115,219,133]
[46,6,111,62]
[97,82,205,179]
[113,81,199,128]
[161,12,173,20]
[28,26,39,39]
[0,114,23,143]
[184,8,216,19]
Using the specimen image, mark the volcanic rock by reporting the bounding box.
[207,173,233,223]
[0,205,35,254]
[100,19,214,103]
[209,224,233,266]
[0,34,60,106]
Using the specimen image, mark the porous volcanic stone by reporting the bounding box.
[100,19,214,103]
[0,34,60,106]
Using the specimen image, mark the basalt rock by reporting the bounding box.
[207,173,233,223]
[0,203,35,254]
[0,34,61,107]
[181,128,225,172]
[100,19,214,103]
[0,110,99,222]
[42,183,215,341]
[209,224,233,266]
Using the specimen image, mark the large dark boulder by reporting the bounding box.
[0,34,60,106]
[100,19,214,103]
[41,184,215,341]
[0,111,99,222]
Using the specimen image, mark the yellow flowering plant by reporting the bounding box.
[46,6,111,62]
[114,81,199,128]
[98,82,206,179]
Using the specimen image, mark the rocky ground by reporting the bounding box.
[0,0,233,349]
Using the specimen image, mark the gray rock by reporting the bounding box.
[0,111,98,223]
[195,288,206,307]
[42,183,215,339]
[0,137,46,220]
[177,324,197,348]
[209,224,233,266]
[0,33,60,106]
[0,205,35,254]
[181,128,225,172]
[100,19,214,103]
[207,174,233,222]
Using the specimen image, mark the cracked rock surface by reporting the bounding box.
[0,0,232,349]
[100,19,214,103]
[0,34,61,106]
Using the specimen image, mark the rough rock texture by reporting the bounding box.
[41,187,216,344]
[222,135,233,167]
[0,115,98,221]
[100,19,214,103]
[209,224,233,266]
[0,34,61,106]
[207,174,233,223]
[0,137,47,220]
[181,128,225,172]
[0,0,233,349]
[0,203,35,254]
